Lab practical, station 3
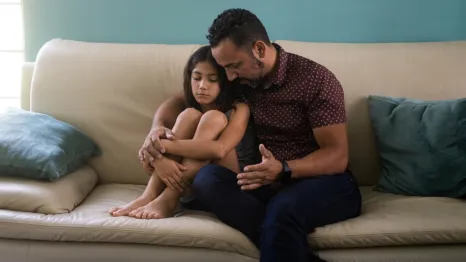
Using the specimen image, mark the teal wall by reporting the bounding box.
[23,0,466,61]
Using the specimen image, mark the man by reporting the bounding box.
[140,8,361,262]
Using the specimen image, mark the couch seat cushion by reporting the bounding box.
[0,184,259,258]
[1,185,465,258]
[311,187,466,249]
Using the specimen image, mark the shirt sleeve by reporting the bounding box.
[307,67,347,129]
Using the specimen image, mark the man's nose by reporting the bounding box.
[226,71,237,81]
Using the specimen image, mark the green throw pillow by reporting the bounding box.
[368,95,466,198]
[0,108,101,181]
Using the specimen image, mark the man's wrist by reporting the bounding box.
[276,160,292,183]
[150,125,163,132]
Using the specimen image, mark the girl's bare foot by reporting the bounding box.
[128,191,179,219]
[109,194,156,217]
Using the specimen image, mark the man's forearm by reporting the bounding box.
[287,147,348,178]
[151,92,186,130]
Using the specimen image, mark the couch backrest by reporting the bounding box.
[30,39,202,185]
[275,40,466,185]
[28,39,466,186]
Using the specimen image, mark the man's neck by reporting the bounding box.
[261,44,279,88]
[263,44,278,77]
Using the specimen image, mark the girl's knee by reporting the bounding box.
[200,110,227,129]
[178,108,203,123]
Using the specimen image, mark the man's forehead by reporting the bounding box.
[212,40,243,66]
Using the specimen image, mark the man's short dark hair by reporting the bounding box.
[207,8,271,48]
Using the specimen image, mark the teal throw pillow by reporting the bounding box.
[0,108,101,181]
[368,95,466,198]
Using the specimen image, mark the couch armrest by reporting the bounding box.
[21,62,35,111]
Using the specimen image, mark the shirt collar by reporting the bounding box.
[264,43,289,89]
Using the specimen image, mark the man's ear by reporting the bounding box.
[252,41,266,59]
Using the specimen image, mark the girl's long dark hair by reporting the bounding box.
[183,45,238,113]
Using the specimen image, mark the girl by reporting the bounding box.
[110,45,258,219]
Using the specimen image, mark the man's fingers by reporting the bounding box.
[151,129,166,139]
[238,178,263,185]
[237,171,264,180]
[138,149,144,162]
[148,136,164,158]
[146,145,162,160]
[165,128,176,140]
[242,163,266,172]
[259,144,273,158]
[241,183,262,190]
[143,127,174,161]
[150,129,168,152]
[142,151,154,174]
[143,150,154,165]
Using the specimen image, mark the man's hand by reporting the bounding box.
[237,144,283,190]
[153,157,188,192]
[138,126,175,173]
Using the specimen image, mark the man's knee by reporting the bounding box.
[178,108,203,124]
[200,110,227,130]
[193,164,220,186]
[262,196,301,230]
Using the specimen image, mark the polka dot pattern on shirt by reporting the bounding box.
[245,44,347,161]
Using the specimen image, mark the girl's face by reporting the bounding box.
[191,61,221,109]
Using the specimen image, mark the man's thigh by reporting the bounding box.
[185,164,276,245]
[266,172,362,230]
[183,164,275,210]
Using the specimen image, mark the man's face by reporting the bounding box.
[211,39,263,87]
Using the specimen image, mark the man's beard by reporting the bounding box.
[237,58,264,88]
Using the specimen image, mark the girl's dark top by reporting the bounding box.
[225,104,261,172]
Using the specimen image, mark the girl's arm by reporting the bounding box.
[161,103,250,160]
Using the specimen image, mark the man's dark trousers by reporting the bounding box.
[187,164,362,262]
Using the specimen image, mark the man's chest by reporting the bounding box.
[247,87,309,134]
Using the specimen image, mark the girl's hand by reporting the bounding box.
[153,157,188,192]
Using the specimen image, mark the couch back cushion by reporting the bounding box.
[276,40,466,185]
[31,39,202,184]
[30,39,466,185]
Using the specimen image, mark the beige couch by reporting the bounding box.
[1,39,466,262]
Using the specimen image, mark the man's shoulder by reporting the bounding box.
[285,52,336,82]
[284,51,343,103]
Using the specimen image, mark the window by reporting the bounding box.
[0,0,23,110]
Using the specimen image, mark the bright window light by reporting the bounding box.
[0,0,23,111]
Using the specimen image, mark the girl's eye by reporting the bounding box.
[192,77,201,81]
[209,77,218,82]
